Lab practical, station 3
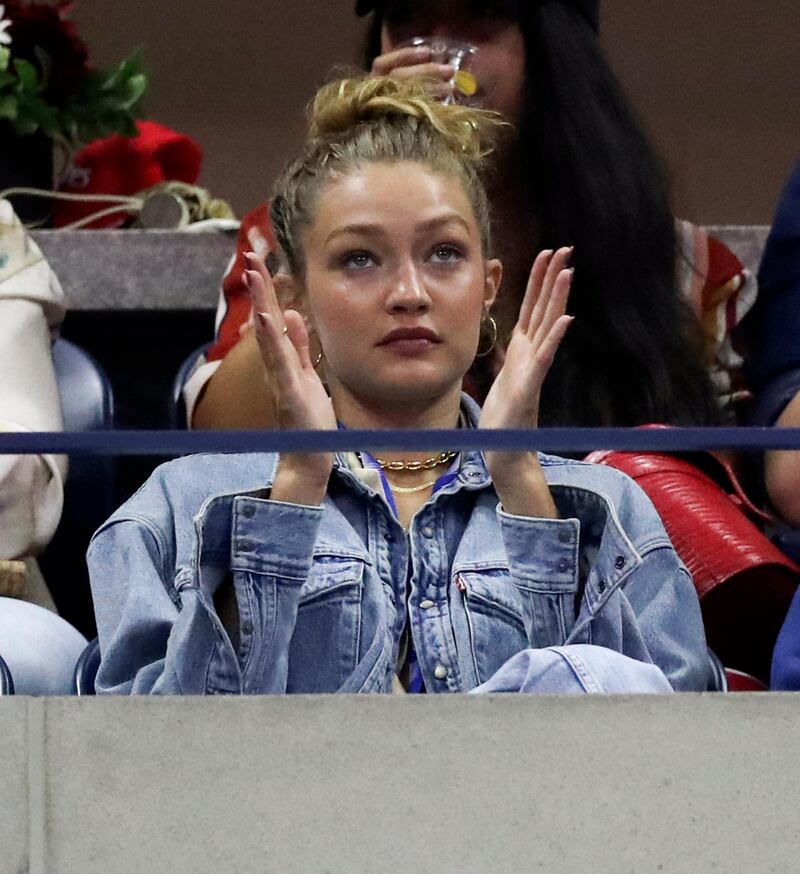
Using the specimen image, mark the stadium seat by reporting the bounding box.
[170,342,211,428]
[0,654,14,695]
[73,637,101,696]
[39,339,116,638]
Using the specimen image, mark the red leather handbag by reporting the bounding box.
[585,448,800,684]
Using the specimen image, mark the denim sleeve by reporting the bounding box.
[472,645,672,694]
[496,506,708,691]
[88,516,223,695]
[226,497,323,693]
[615,547,709,692]
[496,508,580,588]
[88,496,322,695]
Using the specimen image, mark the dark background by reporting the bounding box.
[72,0,800,225]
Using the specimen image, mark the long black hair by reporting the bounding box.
[364,1,721,427]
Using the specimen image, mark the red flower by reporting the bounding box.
[5,0,89,105]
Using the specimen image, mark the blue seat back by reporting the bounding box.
[39,340,116,638]
[0,654,14,695]
[73,637,101,696]
[170,342,211,428]
[53,338,115,432]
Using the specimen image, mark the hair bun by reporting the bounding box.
[309,75,504,162]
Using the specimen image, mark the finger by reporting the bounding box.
[532,267,573,350]
[247,268,287,371]
[244,250,272,288]
[371,45,432,74]
[517,249,553,334]
[528,246,572,338]
[389,63,455,82]
[245,261,281,326]
[533,315,574,373]
[284,309,314,371]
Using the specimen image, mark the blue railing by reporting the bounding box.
[1,427,800,455]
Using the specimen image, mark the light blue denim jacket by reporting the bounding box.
[88,402,709,695]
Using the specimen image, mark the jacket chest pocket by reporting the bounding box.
[455,569,529,685]
[287,556,366,693]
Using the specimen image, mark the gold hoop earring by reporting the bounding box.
[475,314,497,358]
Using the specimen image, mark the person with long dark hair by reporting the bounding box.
[187,0,755,430]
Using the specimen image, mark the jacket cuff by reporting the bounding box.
[231,494,322,579]
[497,505,580,589]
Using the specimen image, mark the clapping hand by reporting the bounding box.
[245,252,336,505]
[479,247,574,517]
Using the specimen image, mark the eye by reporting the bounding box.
[429,243,465,265]
[340,250,377,270]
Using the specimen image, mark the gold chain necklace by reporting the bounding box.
[387,478,439,494]
[374,450,457,472]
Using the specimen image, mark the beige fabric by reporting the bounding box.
[0,200,66,594]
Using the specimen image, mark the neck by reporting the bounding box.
[332,384,462,467]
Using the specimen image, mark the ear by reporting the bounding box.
[273,272,309,322]
[483,258,502,310]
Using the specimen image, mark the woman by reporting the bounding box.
[0,198,87,695]
[89,76,708,695]
[189,0,754,430]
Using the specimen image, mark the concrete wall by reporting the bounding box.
[70,1,800,226]
[2,694,800,873]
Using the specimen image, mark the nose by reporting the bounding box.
[385,261,431,314]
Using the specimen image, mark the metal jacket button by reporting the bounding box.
[434,664,448,680]
[421,526,434,539]
[419,599,435,610]
[240,504,256,519]
[615,555,626,569]
[239,539,254,553]
[558,528,572,544]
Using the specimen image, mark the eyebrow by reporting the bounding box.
[325,213,472,245]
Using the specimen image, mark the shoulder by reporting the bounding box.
[102,452,279,530]
[537,453,672,548]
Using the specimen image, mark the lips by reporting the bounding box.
[377,327,441,346]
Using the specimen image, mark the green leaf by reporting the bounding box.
[0,95,18,121]
[13,59,42,91]
[0,46,10,74]
[0,47,148,146]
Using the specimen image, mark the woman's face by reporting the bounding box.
[298,161,501,414]
[379,0,526,124]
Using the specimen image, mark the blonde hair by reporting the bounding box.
[270,76,505,273]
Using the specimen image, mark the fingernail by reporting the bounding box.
[241,271,250,288]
